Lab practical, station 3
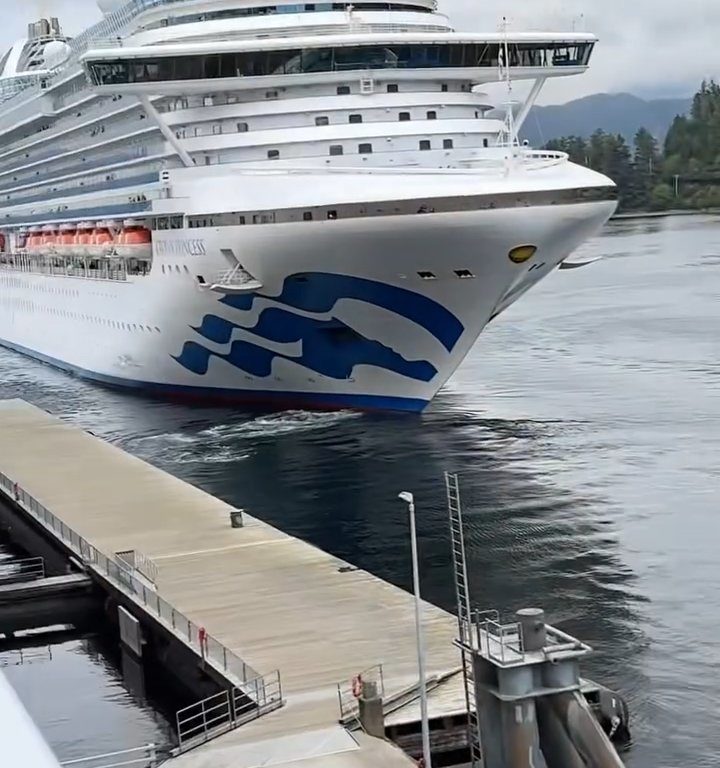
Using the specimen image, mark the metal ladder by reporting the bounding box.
[445,472,483,768]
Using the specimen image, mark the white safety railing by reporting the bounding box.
[59,744,158,768]
[0,555,45,582]
[115,549,158,585]
[176,670,282,751]
[336,664,385,729]
[0,470,284,750]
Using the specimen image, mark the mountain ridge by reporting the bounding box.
[521,92,692,147]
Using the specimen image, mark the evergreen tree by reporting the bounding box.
[633,128,662,209]
[543,80,720,212]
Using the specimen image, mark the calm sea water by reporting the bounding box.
[1,214,719,767]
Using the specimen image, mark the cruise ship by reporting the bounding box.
[0,1,617,412]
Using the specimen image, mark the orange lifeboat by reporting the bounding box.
[57,223,77,256]
[75,222,94,256]
[41,224,57,250]
[87,221,114,257]
[116,218,152,260]
[26,226,43,255]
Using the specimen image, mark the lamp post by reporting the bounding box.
[398,491,432,768]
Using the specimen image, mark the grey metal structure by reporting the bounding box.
[445,473,627,768]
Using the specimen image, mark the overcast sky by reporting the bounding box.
[2,0,718,103]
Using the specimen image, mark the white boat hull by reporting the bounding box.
[0,170,614,411]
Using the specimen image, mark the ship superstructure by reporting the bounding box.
[0,0,616,411]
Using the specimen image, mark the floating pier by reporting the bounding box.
[0,399,465,767]
[0,399,629,768]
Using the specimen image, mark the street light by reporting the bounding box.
[398,491,432,768]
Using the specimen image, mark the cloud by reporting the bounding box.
[0,0,716,104]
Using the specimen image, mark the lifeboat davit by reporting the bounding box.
[87,221,114,257]
[75,222,94,257]
[57,223,77,257]
[115,218,152,259]
[26,226,43,255]
[15,228,28,252]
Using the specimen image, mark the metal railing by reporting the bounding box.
[474,614,524,664]
[176,670,283,750]
[115,549,159,585]
[59,744,158,768]
[0,556,45,582]
[0,471,278,693]
[336,664,385,728]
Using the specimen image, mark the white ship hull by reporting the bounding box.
[0,166,614,411]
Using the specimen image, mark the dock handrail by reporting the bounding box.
[175,670,283,751]
[336,664,385,729]
[59,743,158,768]
[0,555,45,582]
[0,472,266,686]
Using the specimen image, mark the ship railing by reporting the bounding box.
[88,21,451,50]
[191,150,568,178]
[0,257,130,282]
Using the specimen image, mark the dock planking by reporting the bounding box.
[0,400,464,765]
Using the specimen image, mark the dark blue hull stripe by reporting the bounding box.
[0,338,428,413]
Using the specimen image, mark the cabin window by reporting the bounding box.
[483,138,489,148]
[267,149,280,159]
[237,122,248,132]
[399,112,411,121]
[427,110,437,120]
[212,124,222,135]
[315,115,329,126]
[303,211,313,221]
[265,90,279,99]
[358,143,372,154]
[441,83,448,92]
[419,140,431,150]
[349,114,363,124]
[337,85,350,95]
[387,83,398,93]
[327,210,338,219]
[443,139,454,149]
[329,145,344,155]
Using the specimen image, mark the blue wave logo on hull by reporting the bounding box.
[173,272,464,383]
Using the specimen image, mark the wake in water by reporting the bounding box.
[121,409,361,465]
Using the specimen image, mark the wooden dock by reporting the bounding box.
[0,400,465,767]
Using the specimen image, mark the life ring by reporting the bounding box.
[352,674,363,698]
